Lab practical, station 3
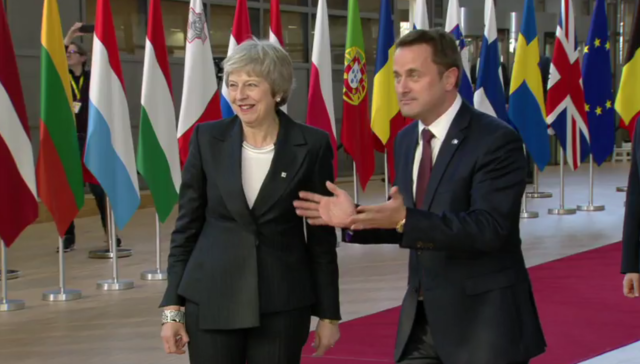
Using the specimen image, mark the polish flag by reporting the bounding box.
[307,0,337,176]
[221,0,252,118]
[0,3,38,246]
[176,0,222,167]
[269,0,286,113]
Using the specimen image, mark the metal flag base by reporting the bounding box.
[140,269,167,281]
[520,210,539,218]
[97,279,134,291]
[525,191,553,198]
[42,288,82,302]
[576,204,605,212]
[0,269,21,280]
[0,299,25,312]
[88,248,133,259]
[548,207,577,215]
[617,186,628,192]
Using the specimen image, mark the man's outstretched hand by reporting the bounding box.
[347,186,406,230]
[294,181,355,228]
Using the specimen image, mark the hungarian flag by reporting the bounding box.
[137,0,181,223]
[177,0,222,166]
[615,1,640,140]
[36,0,86,237]
[341,0,374,191]
[307,0,337,176]
[0,3,38,246]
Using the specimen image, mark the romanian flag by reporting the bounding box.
[341,0,375,191]
[371,0,403,184]
[36,0,85,237]
[615,0,640,140]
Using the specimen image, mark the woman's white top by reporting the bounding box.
[241,141,275,208]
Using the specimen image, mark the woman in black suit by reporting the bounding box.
[159,39,341,364]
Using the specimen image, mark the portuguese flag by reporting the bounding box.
[36,0,85,237]
[340,0,375,191]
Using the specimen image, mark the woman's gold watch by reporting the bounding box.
[396,218,406,233]
[320,319,340,325]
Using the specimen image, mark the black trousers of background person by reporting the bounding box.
[184,300,312,364]
[397,301,530,364]
[64,182,107,241]
[63,134,108,242]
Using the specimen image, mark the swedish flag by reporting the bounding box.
[508,0,550,170]
[584,0,615,165]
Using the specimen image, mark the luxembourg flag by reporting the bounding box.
[220,0,252,118]
[307,0,337,176]
[473,0,510,126]
[177,0,222,167]
[445,0,473,103]
[413,0,429,29]
[269,0,286,113]
[85,0,140,230]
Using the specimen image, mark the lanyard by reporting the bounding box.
[71,75,84,99]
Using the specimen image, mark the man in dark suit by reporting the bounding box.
[294,29,546,364]
[622,125,640,298]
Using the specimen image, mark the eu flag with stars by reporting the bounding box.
[582,0,615,166]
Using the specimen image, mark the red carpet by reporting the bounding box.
[302,242,640,363]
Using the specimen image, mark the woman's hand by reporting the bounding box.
[312,320,340,356]
[160,322,189,355]
[64,22,85,45]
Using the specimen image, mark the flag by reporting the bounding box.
[413,0,429,29]
[177,0,222,167]
[221,0,252,118]
[269,0,287,113]
[137,0,181,223]
[582,0,615,165]
[546,0,590,170]
[474,0,510,126]
[341,0,375,191]
[508,0,551,171]
[371,0,403,184]
[36,0,85,238]
[307,0,338,176]
[85,0,140,230]
[615,0,640,140]
[0,3,38,246]
[445,0,473,103]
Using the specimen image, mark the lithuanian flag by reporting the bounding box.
[36,0,85,236]
[615,2,640,140]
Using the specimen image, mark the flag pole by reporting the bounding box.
[140,212,167,281]
[384,151,389,200]
[0,240,25,312]
[577,155,605,211]
[88,196,133,260]
[97,197,134,291]
[526,167,553,198]
[353,161,359,204]
[548,151,576,215]
[520,190,538,218]
[42,236,82,302]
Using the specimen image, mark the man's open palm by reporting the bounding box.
[294,182,356,228]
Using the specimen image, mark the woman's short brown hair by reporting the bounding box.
[395,28,462,87]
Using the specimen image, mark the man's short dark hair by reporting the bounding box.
[395,28,463,87]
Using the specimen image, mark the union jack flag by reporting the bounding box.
[546,0,590,170]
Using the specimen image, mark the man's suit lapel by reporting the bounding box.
[420,102,472,210]
[251,111,308,217]
[216,118,256,229]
